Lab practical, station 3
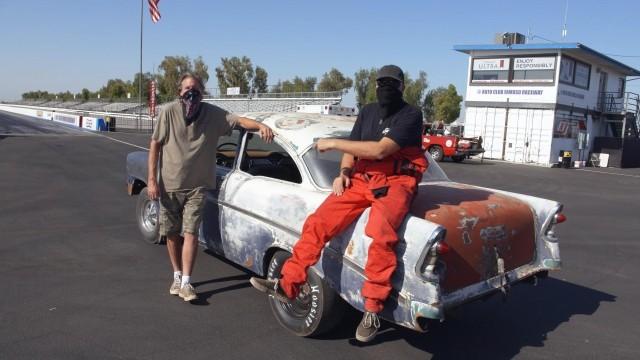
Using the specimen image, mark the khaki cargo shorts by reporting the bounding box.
[159,187,207,237]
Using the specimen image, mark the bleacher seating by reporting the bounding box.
[203,98,340,113]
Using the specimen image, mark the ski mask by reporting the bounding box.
[180,88,203,121]
[376,82,403,118]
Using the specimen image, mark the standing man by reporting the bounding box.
[148,73,273,302]
[250,65,427,342]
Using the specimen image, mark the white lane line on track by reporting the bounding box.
[0,132,92,137]
[576,169,640,178]
[95,133,149,150]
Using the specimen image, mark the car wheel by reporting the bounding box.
[428,145,444,162]
[136,188,162,244]
[266,250,346,337]
[452,155,465,163]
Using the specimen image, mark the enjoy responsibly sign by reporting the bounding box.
[514,57,555,70]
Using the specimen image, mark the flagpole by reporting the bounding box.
[139,0,144,131]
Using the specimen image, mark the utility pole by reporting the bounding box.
[139,0,144,131]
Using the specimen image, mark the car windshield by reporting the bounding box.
[302,148,342,189]
[302,149,449,189]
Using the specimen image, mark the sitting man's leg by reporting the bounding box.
[251,178,370,300]
[357,176,417,342]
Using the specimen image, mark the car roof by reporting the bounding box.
[237,112,357,155]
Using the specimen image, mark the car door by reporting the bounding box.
[199,129,243,253]
[218,132,326,275]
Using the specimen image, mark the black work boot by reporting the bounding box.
[249,277,291,303]
[355,311,381,342]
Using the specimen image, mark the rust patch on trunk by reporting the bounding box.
[411,183,536,293]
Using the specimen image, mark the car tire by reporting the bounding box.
[266,250,346,337]
[452,155,465,163]
[136,188,162,244]
[428,145,444,162]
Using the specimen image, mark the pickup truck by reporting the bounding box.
[422,124,484,162]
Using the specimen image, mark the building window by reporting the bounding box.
[559,56,591,89]
[617,78,625,98]
[512,56,555,82]
[471,58,510,83]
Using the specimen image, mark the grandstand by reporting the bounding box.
[5,90,345,132]
[203,90,343,113]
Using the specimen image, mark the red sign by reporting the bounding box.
[148,80,157,118]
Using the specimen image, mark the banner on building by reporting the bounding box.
[513,57,555,70]
[473,58,510,71]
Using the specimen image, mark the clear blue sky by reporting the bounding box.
[1,0,639,104]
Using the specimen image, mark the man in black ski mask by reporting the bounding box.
[250,65,427,343]
[375,65,405,118]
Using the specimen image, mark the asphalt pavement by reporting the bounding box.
[1,109,639,359]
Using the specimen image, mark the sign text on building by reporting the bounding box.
[514,57,555,70]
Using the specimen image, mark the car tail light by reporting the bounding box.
[417,229,447,282]
[554,213,566,224]
[545,209,565,240]
[435,241,450,255]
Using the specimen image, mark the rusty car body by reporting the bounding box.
[126,112,563,336]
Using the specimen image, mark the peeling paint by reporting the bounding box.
[480,225,507,242]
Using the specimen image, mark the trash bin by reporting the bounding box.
[105,116,116,132]
[560,150,572,168]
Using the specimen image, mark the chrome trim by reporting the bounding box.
[542,203,564,242]
[414,227,447,281]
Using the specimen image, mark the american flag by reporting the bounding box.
[148,0,161,23]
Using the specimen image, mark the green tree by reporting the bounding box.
[22,90,51,100]
[252,66,268,93]
[354,68,378,107]
[272,76,317,93]
[157,56,196,101]
[215,56,254,95]
[432,84,463,124]
[131,72,154,100]
[80,88,92,101]
[317,68,353,92]
[193,56,209,93]
[402,71,428,108]
[423,87,446,123]
[57,91,75,101]
[99,79,130,99]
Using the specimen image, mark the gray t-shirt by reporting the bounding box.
[152,101,238,191]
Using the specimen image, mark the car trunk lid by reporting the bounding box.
[411,182,536,293]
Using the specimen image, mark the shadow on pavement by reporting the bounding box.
[320,278,615,358]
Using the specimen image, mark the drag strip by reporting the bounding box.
[0,110,92,136]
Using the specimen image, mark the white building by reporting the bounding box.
[454,41,640,166]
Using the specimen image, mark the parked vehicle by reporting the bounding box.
[422,123,484,162]
[126,112,563,337]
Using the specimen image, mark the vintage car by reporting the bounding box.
[126,112,564,337]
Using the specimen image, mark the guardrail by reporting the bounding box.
[0,103,154,132]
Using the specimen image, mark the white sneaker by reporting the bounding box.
[178,284,197,302]
[169,278,181,295]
